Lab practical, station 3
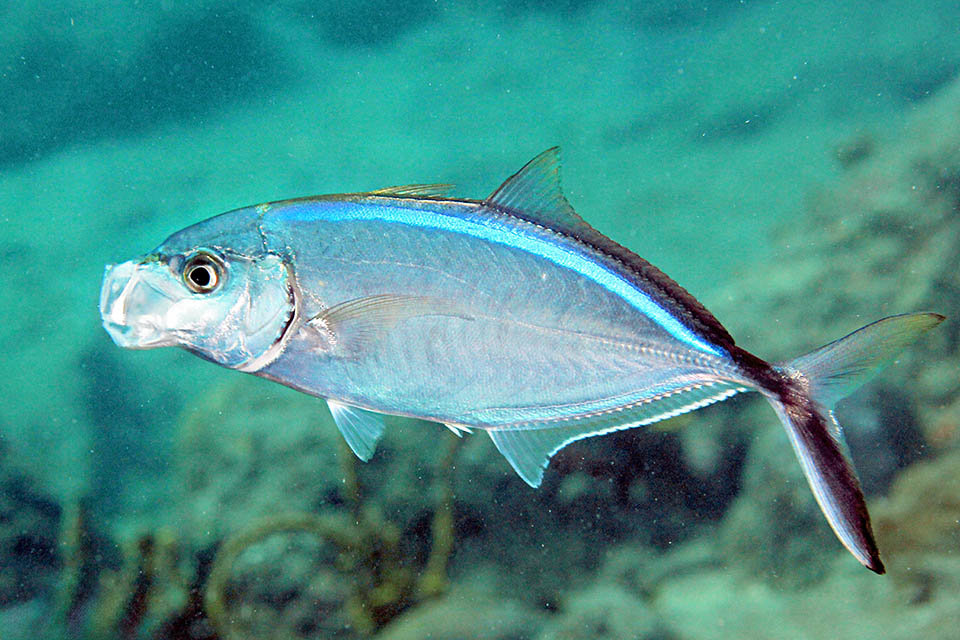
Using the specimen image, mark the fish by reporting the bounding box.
[100,148,943,573]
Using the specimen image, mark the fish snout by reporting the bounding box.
[100,261,179,349]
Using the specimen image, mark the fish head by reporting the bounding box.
[100,223,296,369]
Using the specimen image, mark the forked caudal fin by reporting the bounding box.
[769,312,944,574]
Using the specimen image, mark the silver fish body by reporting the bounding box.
[256,197,738,425]
[101,148,943,574]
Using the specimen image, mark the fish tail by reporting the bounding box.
[759,312,944,574]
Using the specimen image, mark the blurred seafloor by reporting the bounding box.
[1,1,959,639]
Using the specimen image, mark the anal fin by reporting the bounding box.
[488,381,745,487]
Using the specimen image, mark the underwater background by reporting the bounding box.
[2,1,959,638]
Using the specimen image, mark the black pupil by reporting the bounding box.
[190,264,212,288]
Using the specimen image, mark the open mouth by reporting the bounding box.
[100,261,179,349]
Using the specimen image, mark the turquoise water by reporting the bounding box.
[3,2,959,638]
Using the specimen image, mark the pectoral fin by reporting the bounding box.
[327,400,387,461]
[307,294,472,358]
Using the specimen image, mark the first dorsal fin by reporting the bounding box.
[484,148,735,350]
[370,183,455,198]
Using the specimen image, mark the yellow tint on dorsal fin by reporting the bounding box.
[369,183,455,198]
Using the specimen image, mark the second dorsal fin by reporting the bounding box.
[483,147,591,236]
[483,147,736,350]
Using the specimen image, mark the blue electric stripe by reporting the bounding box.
[277,201,724,357]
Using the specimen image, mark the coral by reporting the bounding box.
[534,583,664,640]
[85,529,191,640]
[51,501,94,634]
[653,557,960,640]
[204,512,375,639]
[873,450,960,590]
[46,495,200,640]
[202,434,461,639]
[375,590,547,640]
[695,72,960,587]
[0,462,61,606]
[31,426,459,640]
[413,434,459,600]
[172,379,346,550]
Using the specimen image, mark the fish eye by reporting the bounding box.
[182,252,224,293]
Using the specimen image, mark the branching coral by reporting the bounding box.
[874,451,960,570]
[86,528,190,640]
[47,425,461,639]
[203,435,461,639]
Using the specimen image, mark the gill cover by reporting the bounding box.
[100,251,294,369]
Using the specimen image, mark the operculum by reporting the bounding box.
[233,254,299,372]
